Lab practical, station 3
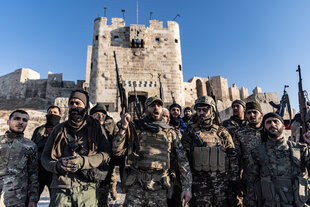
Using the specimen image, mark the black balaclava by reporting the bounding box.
[46,114,61,128]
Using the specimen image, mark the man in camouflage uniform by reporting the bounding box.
[90,103,119,206]
[247,112,310,206]
[181,96,239,206]
[41,90,111,207]
[222,100,247,138]
[169,103,187,134]
[31,105,62,197]
[234,101,264,206]
[0,110,39,207]
[113,96,192,207]
[182,107,193,125]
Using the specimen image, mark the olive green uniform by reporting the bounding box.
[41,116,111,207]
[98,116,120,207]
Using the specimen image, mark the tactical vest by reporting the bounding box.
[192,126,227,173]
[34,126,48,153]
[256,141,308,207]
[134,129,173,171]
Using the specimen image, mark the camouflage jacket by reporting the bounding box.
[181,122,239,181]
[0,131,39,205]
[234,124,262,179]
[222,116,247,139]
[113,119,192,192]
[41,116,111,189]
[247,138,310,206]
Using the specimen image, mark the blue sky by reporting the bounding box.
[0,0,310,110]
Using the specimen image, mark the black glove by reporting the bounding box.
[66,155,84,173]
[56,159,67,175]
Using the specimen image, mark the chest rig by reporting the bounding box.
[257,141,308,207]
[192,126,227,173]
[134,129,173,171]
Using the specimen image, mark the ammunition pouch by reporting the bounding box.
[260,176,275,202]
[259,176,307,206]
[294,176,308,206]
[122,167,169,193]
[192,146,226,172]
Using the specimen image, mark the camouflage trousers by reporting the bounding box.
[0,187,28,207]
[190,172,229,207]
[124,183,168,207]
[50,183,98,207]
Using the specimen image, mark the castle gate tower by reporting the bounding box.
[87,17,184,114]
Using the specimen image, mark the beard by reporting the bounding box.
[146,111,161,121]
[9,126,25,134]
[266,127,283,139]
[69,107,86,122]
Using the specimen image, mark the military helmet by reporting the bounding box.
[194,96,216,110]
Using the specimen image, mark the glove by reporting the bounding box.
[56,158,67,175]
[66,154,84,172]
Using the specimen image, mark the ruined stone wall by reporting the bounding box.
[25,79,47,98]
[0,68,40,99]
[0,68,84,103]
[88,17,184,111]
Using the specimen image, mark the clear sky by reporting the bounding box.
[0,0,310,110]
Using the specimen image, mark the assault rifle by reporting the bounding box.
[297,65,308,141]
[207,78,221,125]
[158,73,164,102]
[114,51,128,114]
[114,51,140,163]
[133,81,142,119]
[269,85,292,123]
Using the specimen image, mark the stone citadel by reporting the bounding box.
[0,17,282,137]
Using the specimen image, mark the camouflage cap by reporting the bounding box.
[145,96,163,108]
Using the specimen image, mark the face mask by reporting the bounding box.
[46,114,61,128]
[69,107,86,122]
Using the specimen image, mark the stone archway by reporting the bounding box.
[196,79,203,97]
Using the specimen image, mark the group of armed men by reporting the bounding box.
[2,89,310,207]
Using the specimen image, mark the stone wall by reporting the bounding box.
[0,68,40,99]
[87,17,184,112]
[0,68,84,103]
